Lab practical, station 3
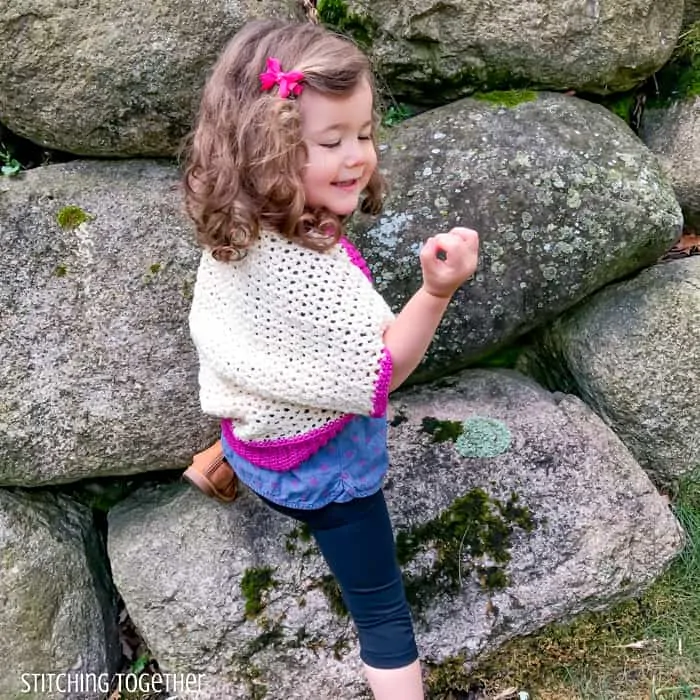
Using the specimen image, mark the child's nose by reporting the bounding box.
[344,141,365,167]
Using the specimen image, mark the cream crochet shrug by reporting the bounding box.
[189,231,395,471]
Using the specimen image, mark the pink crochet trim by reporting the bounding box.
[371,348,393,417]
[223,348,392,471]
[339,237,392,416]
[221,414,354,472]
[339,237,374,282]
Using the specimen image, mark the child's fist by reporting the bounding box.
[419,227,479,299]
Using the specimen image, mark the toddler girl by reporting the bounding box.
[183,19,479,700]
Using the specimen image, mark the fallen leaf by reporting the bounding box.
[492,689,519,700]
[618,638,658,649]
[673,232,700,253]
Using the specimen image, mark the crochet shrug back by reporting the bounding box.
[189,231,395,471]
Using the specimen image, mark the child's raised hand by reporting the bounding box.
[419,227,480,299]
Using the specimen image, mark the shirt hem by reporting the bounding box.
[235,474,383,510]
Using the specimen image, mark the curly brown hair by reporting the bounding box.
[181,20,386,261]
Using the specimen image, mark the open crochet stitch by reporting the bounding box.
[189,231,395,471]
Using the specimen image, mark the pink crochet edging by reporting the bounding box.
[371,348,393,418]
[339,237,392,417]
[224,349,392,471]
[221,414,354,472]
[339,236,373,282]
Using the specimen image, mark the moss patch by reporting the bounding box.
[284,523,312,555]
[421,417,464,443]
[425,655,487,699]
[244,623,284,657]
[382,103,415,127]
[54,264,67,277]
[475,344,524,369]
[390,409,409,427]
[56,205,92,230]
[316,574,348,617]
[603,92,638,124]
[395,489,534,615]
[472,89,538,108]
[317,0,378,48]
[240,567,277,618]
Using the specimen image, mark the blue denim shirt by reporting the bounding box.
[222,416,388,509]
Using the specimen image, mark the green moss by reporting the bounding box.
[475,345,524,369]
[390,410,408,427]
[395,489,534,615]
[240,567,277,618]
[56,205,92,230]
[604,92,638,124]
[316,574,348,617]
[475,565,507,590]
[149,263,161,274]
[317,0,378,48]
[332,637,350,660]
[180,279,193,300]
[284,523,312,554]
[472,89,538,108]
[425,655,486,699]
[54,264,67,277]
[244,623,284,656]
[382,104,414,127]
[235,661,268,700]
[421,417,464,443]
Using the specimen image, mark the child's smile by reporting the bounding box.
[299,79,377,217]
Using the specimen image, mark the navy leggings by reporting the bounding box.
[260,489,418,669]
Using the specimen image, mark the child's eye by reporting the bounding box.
[321,141,341,149]
[359,135,372,141]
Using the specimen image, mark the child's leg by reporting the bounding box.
[362,661,423,700]
[306,491,423,700]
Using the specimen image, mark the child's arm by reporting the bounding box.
[383,228,479,391]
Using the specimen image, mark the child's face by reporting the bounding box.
[298,78,377,217]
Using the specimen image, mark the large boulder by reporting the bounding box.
[352,92,683,379]
[108,370,682,699]
[0,489,120,700]
[0,160,214,486]
[641,96,700,232]
[526,257,700,486]
[321,0,684,101]
[0,0,300,156]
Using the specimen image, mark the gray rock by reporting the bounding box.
[528,258,700,486]
[0,489,119,700]
[0,1,300,156]
[0,160,216,486]
[329,0,683,101]
[352,93,683,379]
[641,96,700,232]
[108,370,682,699]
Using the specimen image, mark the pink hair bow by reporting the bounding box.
[259,57,305,99]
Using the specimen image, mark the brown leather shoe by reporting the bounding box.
[182,440,238,503]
